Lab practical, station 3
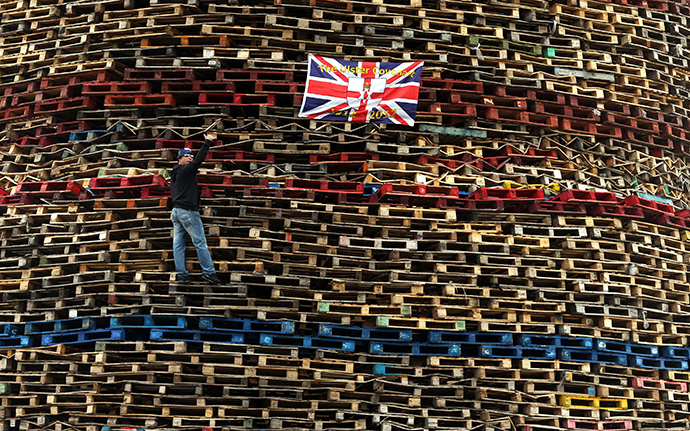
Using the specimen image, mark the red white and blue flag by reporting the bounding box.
[298,54,424,126]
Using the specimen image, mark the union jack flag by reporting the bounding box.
[298,54,424,126]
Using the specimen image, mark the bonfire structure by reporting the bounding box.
[1,0,690,429]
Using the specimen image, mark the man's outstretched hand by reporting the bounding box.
[204,133,217,141]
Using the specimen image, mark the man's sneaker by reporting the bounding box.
[202,273,222,284]
[177,274,193,284]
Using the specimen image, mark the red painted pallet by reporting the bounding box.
[588,204,644,219]
[550,189,618,205]
[14,181,85,198]
[198,93,276,106]
[654,213,690,229]
[0,194,39,206]
[104,94,176,107]
[284,179,363,194]
[619,194,675,214]
[82,81,154,95]
[89,175,169,189]
[469,187,545,200]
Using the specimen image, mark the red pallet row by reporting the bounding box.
[654,213,690,229]
[104,94,176,107]
[285,179,363,194]
[14,181,85,198]
[34,96,99,114]
[484,107,559,127]
[198,93,276,106]
[468,187,546,201]
[550,189,619,205]
[1,106,32,121]
[82,81,154,95]
[40,70,118,88]
[12,136,54,146]
[619,194,675,214]
[588,204,645,219]
[0,194,39,206]
[1,80,39,96]
[89,175,169,190]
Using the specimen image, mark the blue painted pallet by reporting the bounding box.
[596,340,659,357]
[109,315,187,329]
[303,337,355,352]
[150,329,244,344]
[427,331,512,345]
[559,348,627,365]
[200,318,294,334]
[0,323,22,336]
[26,317,100,334]
[368,341,460,356]
[468,344,556,359]
[316,324,412,342]
[661,346,690,360]
[632,355,688,370]
[518,334,593,349]
[0,336,32,348]
[41,329,126,346]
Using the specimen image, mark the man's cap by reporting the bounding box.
[178,148,194,159]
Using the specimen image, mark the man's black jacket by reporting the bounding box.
[170,139,211,211]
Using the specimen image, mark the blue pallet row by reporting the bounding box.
[426,331,512,345]
[632,356,688,370]
[109,315,187,329]
[661,346,690,360]
[0,323,22,336]
[303,337,355,352]
[0,336,32,348]
[518,334,593,350]
[469,345,556,359]
[369,341,460,356]
[26,317,101,334]
[150,329,244,344]
[200,318,294,334]
[559,348,627,365]
[596,340,659,357]
[415,343,461,356]
[41,329,126,346]
[316,324,412,342]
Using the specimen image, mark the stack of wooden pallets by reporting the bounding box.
[2,0,690,430]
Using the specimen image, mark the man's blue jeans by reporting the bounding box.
[171,207,216,275]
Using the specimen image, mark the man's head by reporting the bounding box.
[177,148,194,165]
